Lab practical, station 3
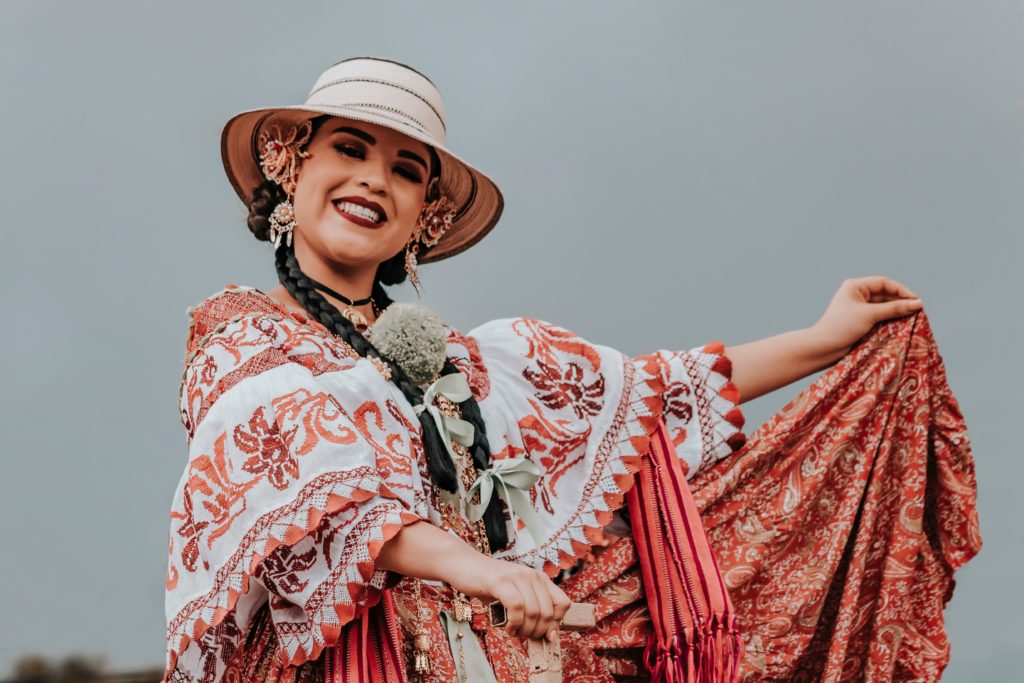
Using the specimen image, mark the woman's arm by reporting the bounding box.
[376,520,570,641]
[725,276,923,403]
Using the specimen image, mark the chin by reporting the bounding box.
[321,235,400,269]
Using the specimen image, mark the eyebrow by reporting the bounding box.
[332,125,430,174]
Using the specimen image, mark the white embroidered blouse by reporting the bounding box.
[164,285,746,681]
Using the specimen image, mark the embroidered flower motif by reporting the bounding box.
[174,487,209,573]
[523,361,605,418]
[234,407,299,490]
[199,355,218,386]
[255,544,319,595]
[664,382,694,422]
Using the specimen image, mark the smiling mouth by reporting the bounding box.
[332,200,387,226]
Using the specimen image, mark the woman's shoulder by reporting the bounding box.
[183,284,327,358]
[178,285,362,436]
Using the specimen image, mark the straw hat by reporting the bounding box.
[220,57,504,264]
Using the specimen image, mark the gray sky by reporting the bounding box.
[2,0,1021,678]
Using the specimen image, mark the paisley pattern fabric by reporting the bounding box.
[691,310,981,681]
[164,285,745,682]
[556,310,981,682]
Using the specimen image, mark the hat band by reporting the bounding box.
[313,103,435,138]
[307,77,446,133]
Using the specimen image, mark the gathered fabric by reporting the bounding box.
[164,285,978,682]
[555,310,981,682]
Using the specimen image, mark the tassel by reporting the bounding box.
[413,630,432,675]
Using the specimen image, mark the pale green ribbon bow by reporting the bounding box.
[414,373,476,467]
[467,457,546,546]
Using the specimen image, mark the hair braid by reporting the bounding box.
[275,244,464,482]
[442,358,508,548]
[253,124,510,550]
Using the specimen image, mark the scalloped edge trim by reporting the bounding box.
[532,342,747,578]
[528,355,662,578]
[703,340,747,451]
[163,474,419,682]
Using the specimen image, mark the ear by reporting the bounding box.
[425,176,441,203]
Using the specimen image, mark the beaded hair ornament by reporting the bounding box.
[258,120,312,196]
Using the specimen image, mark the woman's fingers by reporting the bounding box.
[514,576,541,638]
[875,297,923,321]
[483,561,575,640]
[849,276,918,300]
[493,580,526,635]
[545,580,572,642]
[526,575,554,640]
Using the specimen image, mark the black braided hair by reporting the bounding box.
[248,118,509,550]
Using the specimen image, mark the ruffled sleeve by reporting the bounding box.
[634,341,747,478]
[165,287,423,682]
[450,318,747,577]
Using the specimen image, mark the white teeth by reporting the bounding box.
[335,201,382,223]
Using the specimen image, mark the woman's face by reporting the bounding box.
[291,117,433,271]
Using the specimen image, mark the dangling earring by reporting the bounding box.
[405,178,458,295]
[404,239,423,297]
[268,198,297,249]
[257,120,312,248]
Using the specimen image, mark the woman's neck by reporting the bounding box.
[273,244,380,325]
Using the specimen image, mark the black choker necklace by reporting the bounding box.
[305,275,373,307]
[305,275,377,328]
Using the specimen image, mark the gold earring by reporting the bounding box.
[404,239,423,297]
[268,197,296,249]
[417,180,458,250]
[403,180,458,296]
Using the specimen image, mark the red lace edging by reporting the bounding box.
[163,477,419,682]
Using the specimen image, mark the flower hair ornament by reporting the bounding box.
[405,176,459,295]
[257,120,313,248]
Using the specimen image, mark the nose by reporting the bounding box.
[357,158,389,196]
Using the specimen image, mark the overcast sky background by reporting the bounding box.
[2,0,1021,678]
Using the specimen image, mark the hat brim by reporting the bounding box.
[221,105,503,264]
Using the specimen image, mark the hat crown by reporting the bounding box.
[304,57,447,145]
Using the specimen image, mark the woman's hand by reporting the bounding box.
[448,553,571,642]
[812,276,923,358]
[375,520,571,641]
[725,276,923,402]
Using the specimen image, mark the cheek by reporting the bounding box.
[396,190,426,233]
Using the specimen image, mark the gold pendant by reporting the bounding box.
[341,306,369,329]
[452,593,473,623]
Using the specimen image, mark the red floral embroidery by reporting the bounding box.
[523,361,605,418]
[256,544,319,595]
[172,486,209,572]
[235,406,299,490]
[187,432,257,550]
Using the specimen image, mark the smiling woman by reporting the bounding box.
[164,57,979,683]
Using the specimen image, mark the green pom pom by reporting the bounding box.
[370,303,447,386]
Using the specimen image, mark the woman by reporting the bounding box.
[165,58,979,682]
